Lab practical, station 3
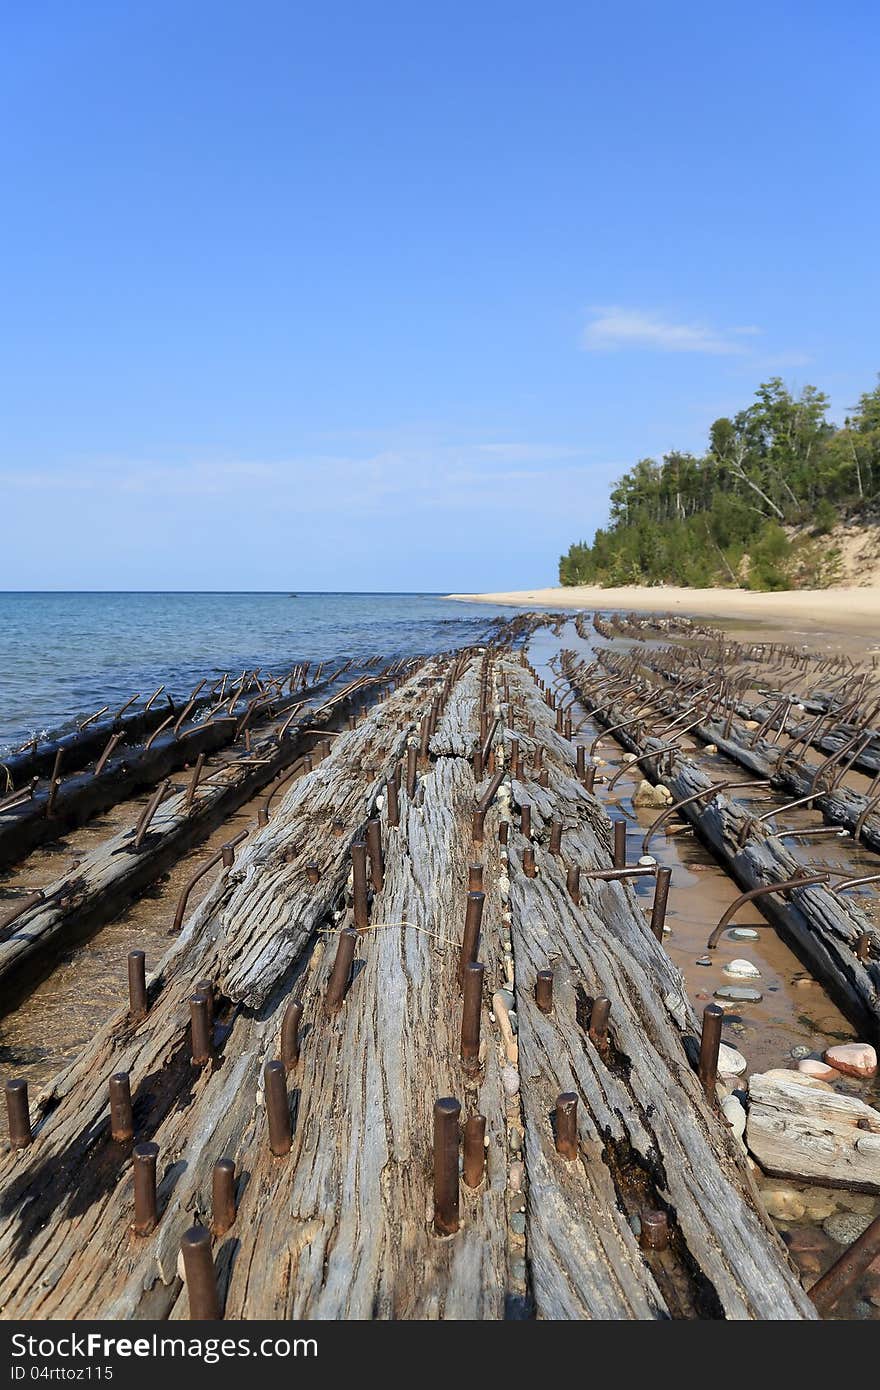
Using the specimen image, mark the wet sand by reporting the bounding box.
[449,584,880,646]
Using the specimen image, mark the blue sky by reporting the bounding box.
[1,2,878,591]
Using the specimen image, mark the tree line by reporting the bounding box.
[559,375,880,589]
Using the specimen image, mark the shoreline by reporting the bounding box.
[447,583,880,642]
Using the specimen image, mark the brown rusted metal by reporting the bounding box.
[641,779,771,856]
[554,1092,578,1160]
[170,829,248,933]
[640,1210,670,1251]
[128,949,148,1018]
[458,891,485,987]
[212,1158,236,1236]
[5,1079,31,1148]
[190,993,214,1066]
[133,779,171,849]
[109,1072,134,1142]
[522,846,536,877]
[406,743,418,798]
[460,961,485,1072]
[264,1059,292,1156]
[613,819,627,868]
[588,996,611,1049]
[433,1097,461,1235]
[325,928,357,1012]
[181,1224,221,1319]
[280,1000,303,1070]
[808,1211,880,1315]
[462,1114,486,1188]
[707,872,831,948]
[566,864,580,904]
[132,1142,159,1235]
[650,866,672,941]
[0,890,44,932]
[698,1004,724,1102]
[535,970,553,1013]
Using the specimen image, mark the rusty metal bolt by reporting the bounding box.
[433,1098,461,1235]
[181,1224,221,1320]
[460,961,485,1072]
[128,949,148,1019]
[554,1092,579,1161]
[463,1114,486,1189]
[264,1059,292,1157]
[535,971,553,1014]
[132,1142,159,1235]
[325,928,358,1012]
[5,1079,31,1148]
[109,1072,134,1142]
[212,1159,236,1236]
[281,1000,303,1069]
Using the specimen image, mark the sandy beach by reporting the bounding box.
[449,583,880,643]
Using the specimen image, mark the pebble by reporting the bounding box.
[502,1066,520,1097]
[790,1045,812,1060]
[723,958,761,980]
[511,1258,527,1283]
[797,1058,838,1082]
[761,1184,807,1222]
[718,1043,747,1077]
[508,1126,522,1152]
[508,1010,518,1035]
[696,956,712,967]
[714,985,763,1003]
[721,1094,746,1139]
[824,1210,875,1245]
[730,927,759,941]
[510,1212,526,1236]
[497,989,515,1012]
[824,1043,878,1079]
[758,1068,834,1091]
[508,1161,525,1193]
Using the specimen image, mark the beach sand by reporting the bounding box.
[449,583,880,646]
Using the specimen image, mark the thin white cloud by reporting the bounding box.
[582,307,749,356]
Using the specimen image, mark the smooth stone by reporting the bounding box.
[718,1043,747,1077]
[824,1210,875,1244]
[508,1160,525,1193]
[836,1191,878,1214]
[511,1258,527,1282]
[497,989,515,1012]
[730,927,759,940]
[508,1126,522,1152]
[802,1191,838,1222]
[510,1212,526,1236]
[824,1043,878,1079]
[723,958,761,980]
[502,1066,520,1097]
[721,1094,746,1139]
[761,1184,807,1222]
[790,1045,812,1060]
[797,1058,838,1081]
[696,956,712,967]
[758,1067,834,1091]
[714,985,763,1002]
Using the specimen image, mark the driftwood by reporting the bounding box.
[0,662,434,1318]
[746,1071,880,1192]
[0,671,347,870]
[0,644,817,1320]
[0,676,390,989]
[565,665,880,1041]
[498,657,813,1319]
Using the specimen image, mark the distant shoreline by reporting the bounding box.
[447,583,880,642]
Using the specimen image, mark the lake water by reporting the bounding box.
[0,592,523,753]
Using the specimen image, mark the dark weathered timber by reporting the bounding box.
[501,657,813,1319]
[0,661,437,1318]
[566,665,880,1041]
